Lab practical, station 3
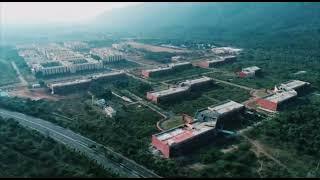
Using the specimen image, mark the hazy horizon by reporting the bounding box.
[0,2,142,26]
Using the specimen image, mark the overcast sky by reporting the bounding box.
[0,2,142,25]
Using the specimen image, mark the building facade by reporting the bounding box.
[151,100,244,158]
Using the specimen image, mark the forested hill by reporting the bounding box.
[93,2,320,48]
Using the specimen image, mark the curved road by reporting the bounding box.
[0,108,161,178]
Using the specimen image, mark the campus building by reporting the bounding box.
[151,100,244,158]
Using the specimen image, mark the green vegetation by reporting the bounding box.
[192,142,260,178]
[41,61,62,67]
[0,46,34,82]
[246,101,320,177]
[149,66,209,82]
[104,60,140,69]
[0,59,18,86]
[141,49,175,64]
[0,92,180,177]
[159,84,250,115]
[0,118,117,177]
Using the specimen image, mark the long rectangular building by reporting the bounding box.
[179,76,213,90]
[279,80,310,91]
[147,86,190,103]
[256,90,297,112]
[152,100,244,158]
[195,56,237,68]
[152,120,218,158]
[90,48,124,64]
[48,71,125,94]
[147,77,213,103]
[141,62,192,78]
[237,66,261,78]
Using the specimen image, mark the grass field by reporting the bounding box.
[0,59,18,86]
[158,83,251,115]
[148,66,210,82]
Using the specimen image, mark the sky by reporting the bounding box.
[0,2,142,25]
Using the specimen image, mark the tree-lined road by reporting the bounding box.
[0,108,161,178]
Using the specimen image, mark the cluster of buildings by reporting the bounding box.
[147,76,213,103]
[90,48,124,64]
[17,43,103,76]
[152,100,244,158]
[63,41,89,50]
[48,71,126,94]
[195,56,237,68]
[142,62,192,78]
[256,80,310,112]
[237,66,261,78]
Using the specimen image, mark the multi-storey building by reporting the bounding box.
[152,100,244,158]
[141,62,192,78]
[237,66,261,78]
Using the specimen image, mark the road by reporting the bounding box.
[124,90,172,131]
[159,69,255,91]
[0,108,161,178]
[11,61,28,86]
[111,91,133,103]
[210,77,255,91]
[236,115,298,177]
[125,72,154,85]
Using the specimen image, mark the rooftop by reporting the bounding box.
[207,100,244,116]
[49,71,124,88]
[265,90,297,103]
[154,120,216,146]
[150,86,189,97]
[145,62,191,73]
[179,76,212,86]
[242,66,261,73]
[279,80,310,91]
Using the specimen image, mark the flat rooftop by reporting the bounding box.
[150,86,189,97]
[279,80,310,90]
[265,90,297,103]
[154,120,216,146]
[49,71,124,88]
[208,57,225,63]
[145,62,191,73]
[180,76,212,86]
[242,66,261,72]
[145,66,172,73]
[208,100,244,116]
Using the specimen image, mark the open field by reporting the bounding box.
[8,87,64,101]
[157,83,251,115]
[0,59,19,86]
[127,42,190,53]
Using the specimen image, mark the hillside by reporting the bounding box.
[93,2,320,48]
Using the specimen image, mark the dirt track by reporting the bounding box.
[9,87,63,101]
[127,42,190,53]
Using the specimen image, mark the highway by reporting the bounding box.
[0,108,161,178]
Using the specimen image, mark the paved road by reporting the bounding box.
[0,108,161,178]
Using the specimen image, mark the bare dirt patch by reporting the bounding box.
[9,87,64,101]
[127,42,190,53]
